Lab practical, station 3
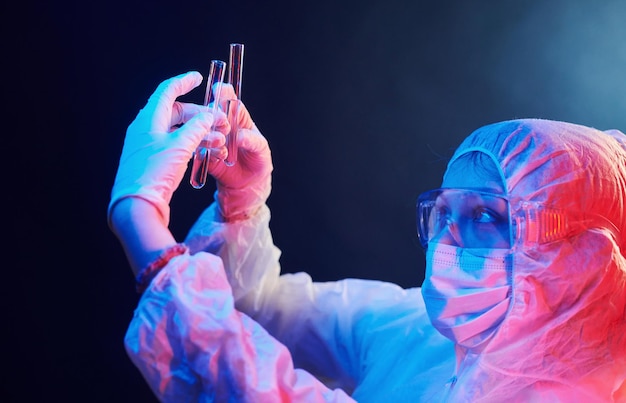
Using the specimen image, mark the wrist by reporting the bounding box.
[109,197,177,275]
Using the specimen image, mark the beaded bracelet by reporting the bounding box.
[135,243,189,294]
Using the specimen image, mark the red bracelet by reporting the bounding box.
[135,243,189,294]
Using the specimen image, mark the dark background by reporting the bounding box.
[9,0,626,401]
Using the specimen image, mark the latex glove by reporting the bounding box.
[206,84,273,221]
[108,71,226,226]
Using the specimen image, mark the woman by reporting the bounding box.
[110,72,626,401]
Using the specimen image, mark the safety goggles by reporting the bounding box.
[416,188,616,249]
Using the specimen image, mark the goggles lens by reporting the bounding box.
[417,189,620,250]
[417,189,511,249]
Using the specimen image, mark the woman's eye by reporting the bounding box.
[474,208,498,223]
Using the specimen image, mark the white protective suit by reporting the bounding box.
[125,119,626,401]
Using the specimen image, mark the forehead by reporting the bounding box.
[442,152,506,194]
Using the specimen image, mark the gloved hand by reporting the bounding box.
[108,71,227,226]
[206,84,273,222]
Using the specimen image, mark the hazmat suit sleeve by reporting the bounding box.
[184,202,426,391]
[124,249,355,402]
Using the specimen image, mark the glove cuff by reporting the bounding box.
[107,193,171,230]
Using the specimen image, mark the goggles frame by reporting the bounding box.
[417,188,619,250]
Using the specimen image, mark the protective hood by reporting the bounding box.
[443,119,626,401]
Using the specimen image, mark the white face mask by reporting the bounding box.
[421,243,512,348]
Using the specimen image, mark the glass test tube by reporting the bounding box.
[224,43,244,167]
[190,60,226,189]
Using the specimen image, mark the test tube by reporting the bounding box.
[224,43,244,167]
[190,59,226,189]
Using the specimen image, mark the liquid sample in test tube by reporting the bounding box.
[224,43,244,167]
[190,59,226,189]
